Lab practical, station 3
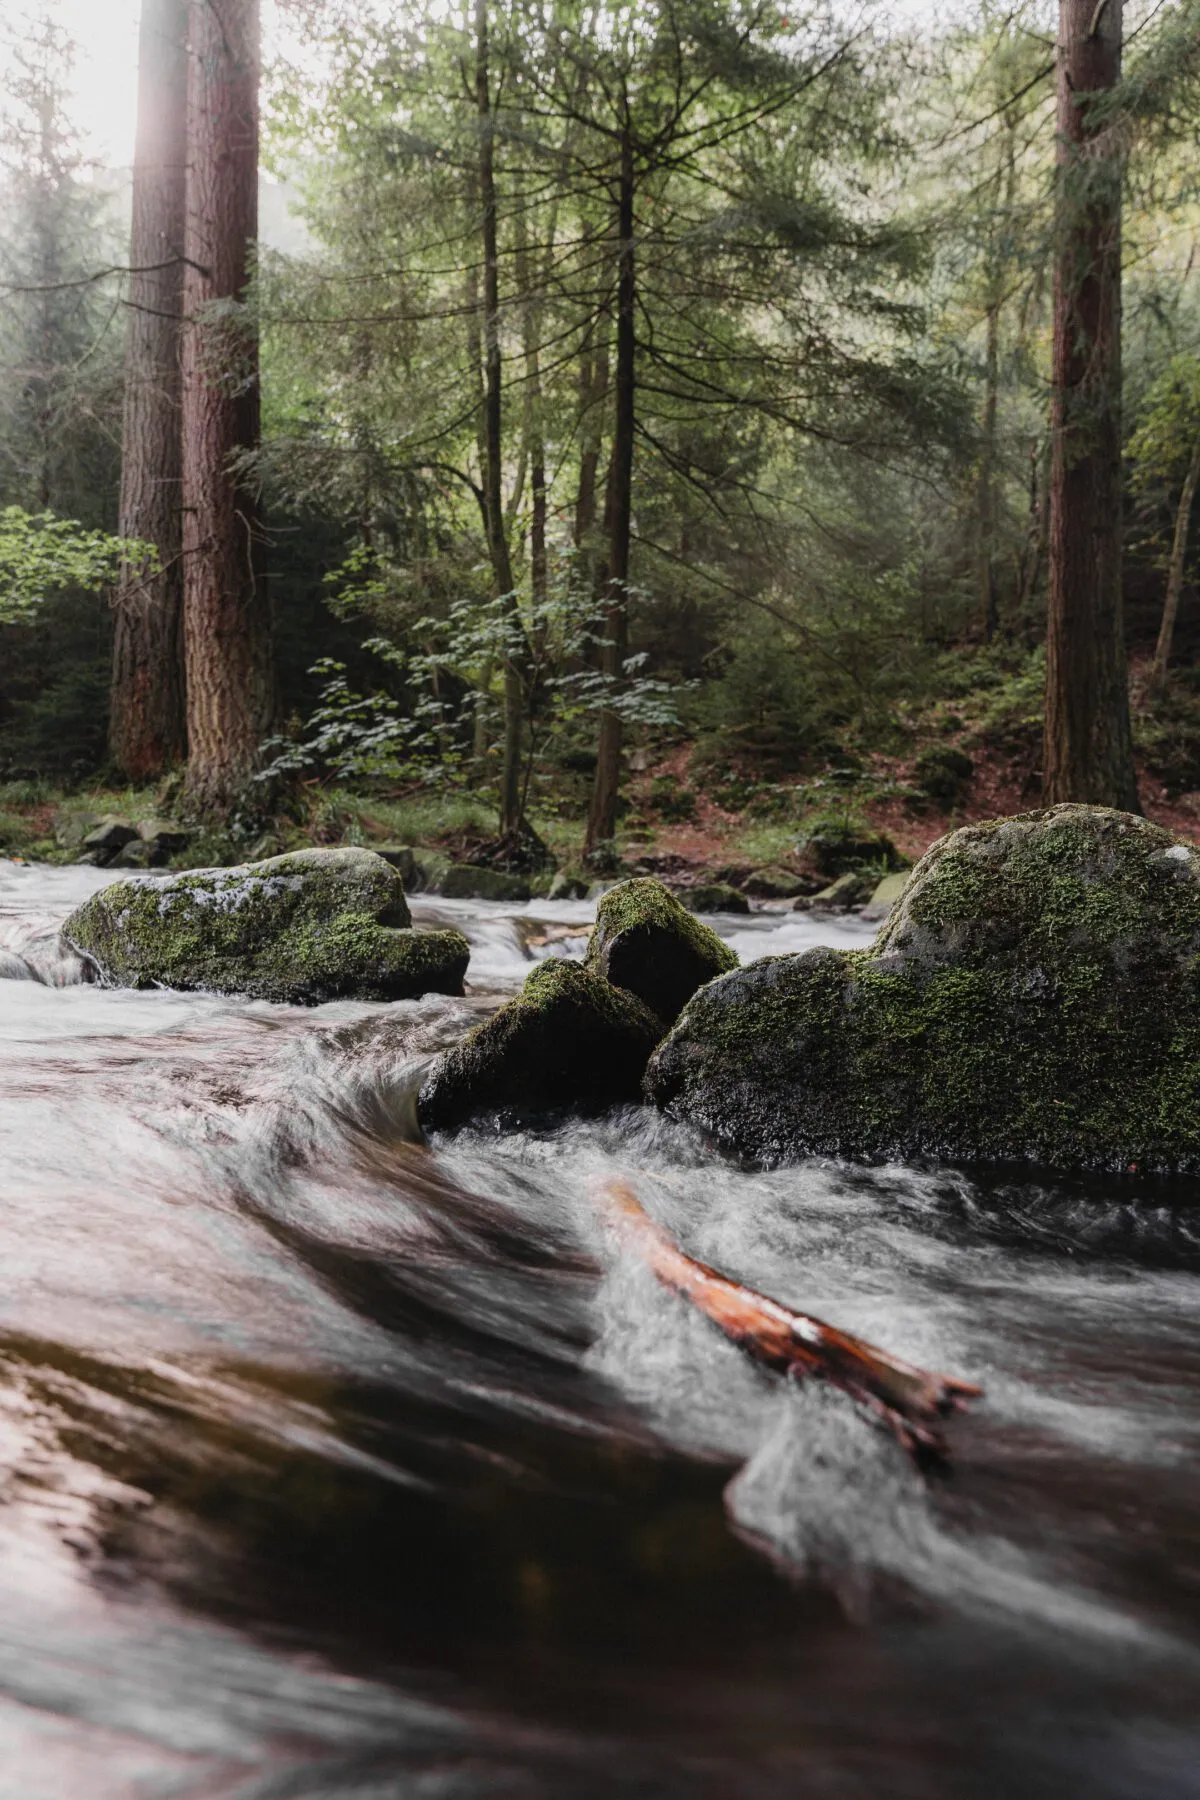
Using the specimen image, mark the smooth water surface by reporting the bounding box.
[0,860,1198,1799]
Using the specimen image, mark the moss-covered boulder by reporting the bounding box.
[646,805,1200,1174]
[586,877,738,1025]
[62,846,470,1004]
[418,958,664,1133]
[741,865,808,900]
[687,882,750,915]
[438,863,532,902]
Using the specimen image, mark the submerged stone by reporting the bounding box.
[417,958,664,1133]
[646,805,1200,1175]
[438,863,532,902]
[586,877,738,1025]
[62,846,470,1004]
[687,882,751,915]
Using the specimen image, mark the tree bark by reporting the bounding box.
[1043,0,1138,810]
[474,0,525,838]
[1147,434,1200,696]
[181,0,273,818]
[585,120,635,856]
[109,0,188,781]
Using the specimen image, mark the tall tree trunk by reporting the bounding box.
[109,0,188,781]
[585,121,635,855]
[1147,434,1200,696]
[181,0,273,818]
[977,295,1000,641]
[1043,0,1137,809]
[474,0,524,838]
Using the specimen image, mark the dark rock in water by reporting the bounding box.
[647,805,1200,1174]
[687,882,750,915]
[62,846,470,1004]
[587,877,738,1024]
[418,959,664,1133]
[112,837,159,870]
[80,816,139,865]
[135,817,192,860]
[793,869,875,913]
[439,863,532,902]
[741,865,807,900]
[547,870,590,901]
[858,870,910,922]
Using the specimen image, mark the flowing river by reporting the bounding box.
[1,859,1198,1799]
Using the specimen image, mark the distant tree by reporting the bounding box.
[1131,354,1200,696]
[0,13,121,521]
[181,0,274,817]
[109,0,189,781]
[1042,0,1138,809]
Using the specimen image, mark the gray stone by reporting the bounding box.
[686,882,750,915]
[860,870,911,922]
[79,816,138,865]
[62,845,470,1004]
[439,863,532,902]
[547,870,590,901]
[741,864,808,900]
[794,869,875,913]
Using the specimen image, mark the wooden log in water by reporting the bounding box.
[601,1179,982,1459]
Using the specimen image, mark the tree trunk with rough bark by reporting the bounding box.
[181,0,273,818]
[585,121,635,856]
[1043,0,1138,810]
[109,0,188,780]
[1147,435,1200,696]
[474,0,525,838]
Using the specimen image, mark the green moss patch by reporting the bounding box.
[587,877,738,1024]
[63,846,469,1004]
[418,958,665,1133]
[647,805,1200,1174]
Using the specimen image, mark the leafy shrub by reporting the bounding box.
[649,776,697,821]
[912,745,974,805]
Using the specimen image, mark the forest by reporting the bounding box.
[1,0,1199,890]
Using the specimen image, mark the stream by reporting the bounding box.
[0,859,1198,1799]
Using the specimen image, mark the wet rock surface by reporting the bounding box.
[62,845,470,1003]
[417,957,664,1132]
[648,805,1200,1173]
[586,877,738,1025]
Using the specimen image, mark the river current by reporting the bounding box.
[0,860,1198,1799]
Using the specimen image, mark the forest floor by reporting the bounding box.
[6,650,1200,878]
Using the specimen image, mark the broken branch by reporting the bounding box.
[600,1179,982,1460]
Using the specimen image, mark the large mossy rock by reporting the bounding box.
[646,805,1200,1174]
[586,877,738,1025]
[418,958,664,1133]
[62,847,470,1004]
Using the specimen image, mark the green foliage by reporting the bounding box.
[0,508,148,625]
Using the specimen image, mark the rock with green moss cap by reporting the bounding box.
[62,846,470,1004]
[647,805,1200,1174]
[687,882,750,915]
[418,958,664,1133]
[586,877,738,1025]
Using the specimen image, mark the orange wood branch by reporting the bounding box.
[601,1179,982,1459]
